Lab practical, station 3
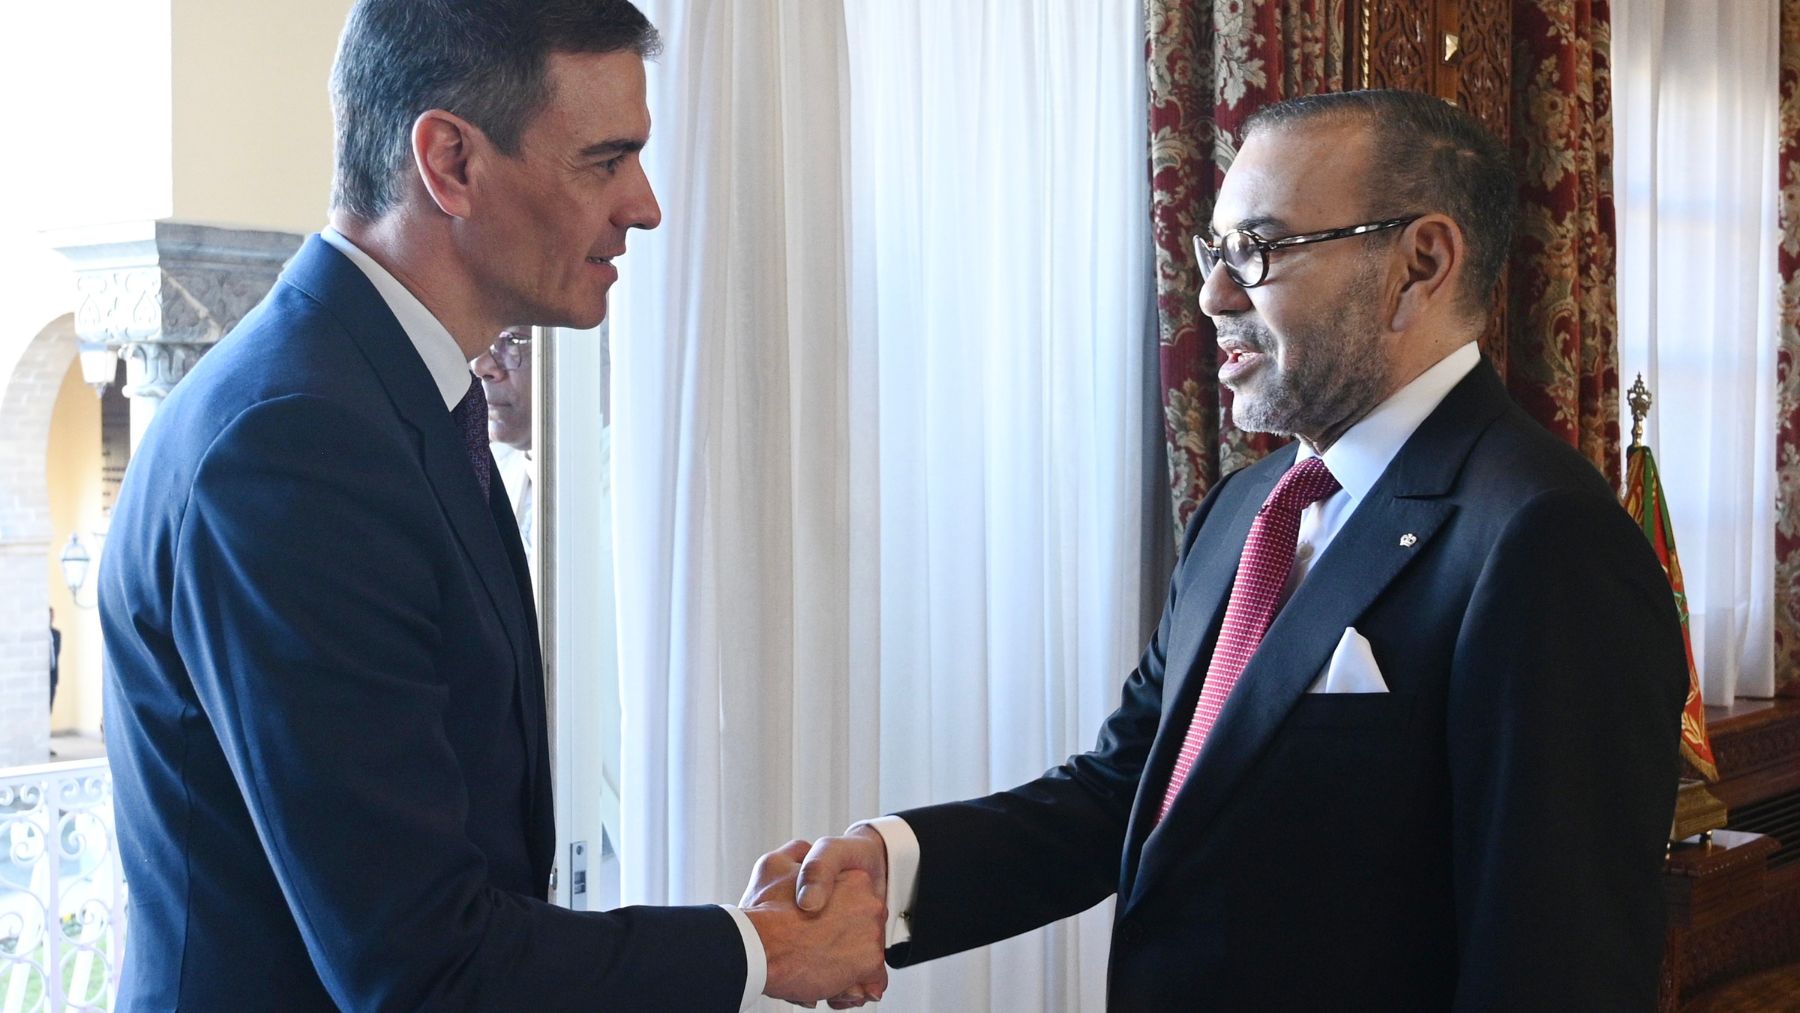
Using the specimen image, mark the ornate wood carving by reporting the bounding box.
[1664,831,1781,930]
[1363,1,1434,92]
[1453,0,1510,142]
[1352,1,1509,130]
[1707,708,1800,781]
[1676,886,1800,1000]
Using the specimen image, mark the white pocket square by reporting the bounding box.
[1306,627,1389,694]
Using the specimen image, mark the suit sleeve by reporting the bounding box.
[1447,487,1685,1011]
[886,474,1234,967]
[171,395,748,1012]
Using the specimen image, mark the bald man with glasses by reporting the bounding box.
[797,89,1687,1012]
[474,329,537,563]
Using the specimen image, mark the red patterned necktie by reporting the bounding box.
[1157,455,1340,823]
[451,375,492,500]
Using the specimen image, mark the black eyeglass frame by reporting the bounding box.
[489,330,533,372]
[1194,215,1423,289]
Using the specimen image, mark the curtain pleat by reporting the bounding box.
[614,4,1152,1009]
[1509,0,1623,487]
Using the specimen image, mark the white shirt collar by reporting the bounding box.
[1296,341,1481,504]
[319,227,472,411]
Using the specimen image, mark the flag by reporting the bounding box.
[1621,443,1719,781]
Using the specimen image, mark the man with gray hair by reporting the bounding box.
[102,2,883,1008]
[796,90,1686,1010]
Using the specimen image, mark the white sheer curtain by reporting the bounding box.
[844,4,1151,1010]
[1613,0,1780,702]
[611,0,868,914]
[610,3,1151,1010]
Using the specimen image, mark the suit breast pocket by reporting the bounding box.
[1284,691,1411,731]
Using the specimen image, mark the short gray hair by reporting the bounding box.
[1243,89,1518,318]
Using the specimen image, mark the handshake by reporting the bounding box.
[740,826,893,1008]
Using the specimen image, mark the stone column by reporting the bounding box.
[49,221,304,449]
[0,319,74,767]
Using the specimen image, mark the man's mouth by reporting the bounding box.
[587,256,614,266]
[1217,335,1267,382]
[1219,339,1263,364]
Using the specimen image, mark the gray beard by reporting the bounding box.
[1223,270,1389,445]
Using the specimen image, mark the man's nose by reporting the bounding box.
[623,161,662,232]
[472,352,504,382]
[1197,260,1252,319]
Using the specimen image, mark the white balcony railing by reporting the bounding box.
[0,759,124,1012]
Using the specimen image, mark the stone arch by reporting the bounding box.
[0,313,77,766]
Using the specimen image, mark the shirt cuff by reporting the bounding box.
[855,816,921,947]
[720,904,766,1009]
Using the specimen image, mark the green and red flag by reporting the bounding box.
[1622,443,1719,782]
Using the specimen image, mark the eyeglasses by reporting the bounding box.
[1194,215,1421,289]
[488,330,532,371]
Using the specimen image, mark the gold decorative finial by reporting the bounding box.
[1627,374,1652,448]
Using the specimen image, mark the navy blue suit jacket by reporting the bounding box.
[888,361,1687,1011]
[101,237,745,1011]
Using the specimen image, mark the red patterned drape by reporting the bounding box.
[1774,0,1800,695]
[1147,0,1347,530]
[1508,0,1622,487]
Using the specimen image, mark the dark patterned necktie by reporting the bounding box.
[1157,455,1340,823]
[451,375,491,500]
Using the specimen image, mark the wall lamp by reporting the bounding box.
[76,341,120,397]
[59,533,92,606]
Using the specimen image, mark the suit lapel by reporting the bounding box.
[281,237,543,785]
[1154,453,1290,731]
[1121,359,1512,912]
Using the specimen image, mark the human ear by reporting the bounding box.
[412,110,479,220]
[1389,215,1462,332]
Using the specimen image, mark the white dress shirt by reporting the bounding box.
[863,340,1482,947]
[1288,340,1481,593]
[318,229,767,1008]
[319,228,472,411]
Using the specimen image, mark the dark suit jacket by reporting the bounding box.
[889,361,1686,1011]
[101,237,745,1011]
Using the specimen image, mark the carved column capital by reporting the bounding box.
[47,220,304,443]
[50,220,303,344]
[121,341,208,402]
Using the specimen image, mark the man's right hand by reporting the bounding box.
[795,828,889,917]
[742,840,888,1006]
[793,828,893,1009]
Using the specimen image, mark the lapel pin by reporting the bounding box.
[1399,533,1418,548]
